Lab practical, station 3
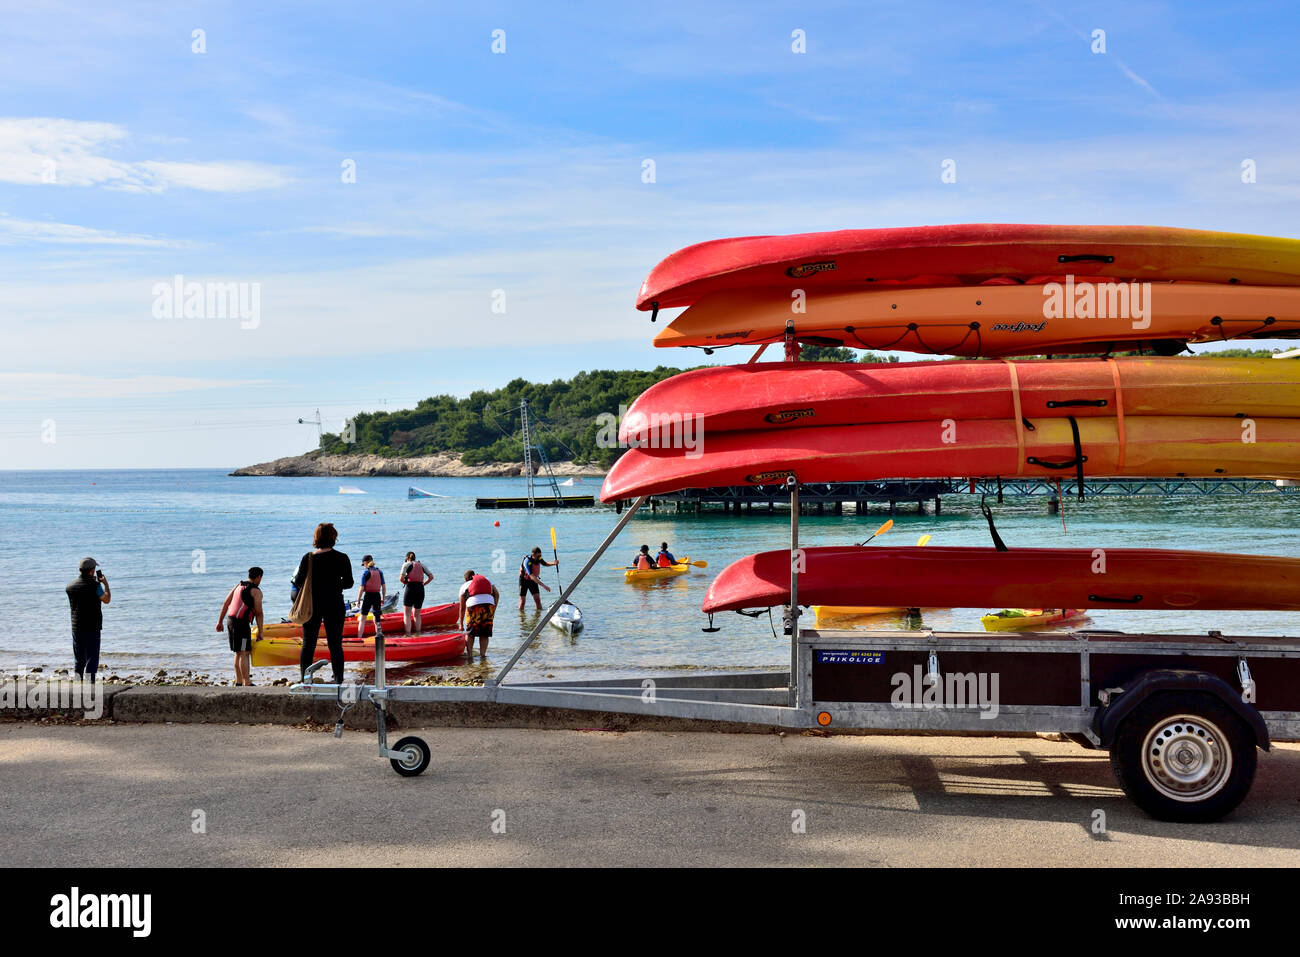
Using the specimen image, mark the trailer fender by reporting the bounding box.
[1092,669,1270,752]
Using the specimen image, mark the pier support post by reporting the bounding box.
[935,497,942,515]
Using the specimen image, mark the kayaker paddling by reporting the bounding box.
[217,567,264,686]
[631,544,654,571]
[458,570,500,657]
[656,542,677,567]
[517,547,555,611]
[399,551,433,635]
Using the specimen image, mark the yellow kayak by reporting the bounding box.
[813,605,911,627]
[625,557,693,583]
[981,608,1088,632]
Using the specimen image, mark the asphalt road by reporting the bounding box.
[2,723,1298,866]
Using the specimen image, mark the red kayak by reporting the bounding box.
[252,631,466,667]
[601,416,1300,500]
[259,602,458,639]
[702,546,1300,613]
[618,357,1300,444]
[637,224,1300,311]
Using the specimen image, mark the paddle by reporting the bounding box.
[855,518,894,546]
[609,558,709,570]
[916,534,932,547]
[550,526,567,593]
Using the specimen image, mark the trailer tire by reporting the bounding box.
[390,736,431,777]
[1109,693,1255,822]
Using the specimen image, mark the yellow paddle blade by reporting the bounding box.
[916,534,932,547]
[550,526,557,549]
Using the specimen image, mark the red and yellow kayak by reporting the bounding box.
[651,282,1300,355]
[637,224,1300,311]
[251,631,466,668]
[601,415,1300,500]
[619,357,1300,444]
[702,547,1300,613]
[257,602,457,639]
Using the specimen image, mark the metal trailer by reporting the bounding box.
[293,486,1300,823]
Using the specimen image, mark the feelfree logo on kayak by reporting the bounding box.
[1042,276,1152,330]
[786,260,837,278]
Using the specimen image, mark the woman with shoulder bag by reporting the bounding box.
[292,523,354,683]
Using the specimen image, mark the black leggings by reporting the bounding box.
[301,601,346,683]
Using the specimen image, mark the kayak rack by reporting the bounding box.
[292,483,1300,821]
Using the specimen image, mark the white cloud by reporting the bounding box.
[0,117,291,192]
[0,216,183,247]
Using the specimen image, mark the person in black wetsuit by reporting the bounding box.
[66,557,111,680]
[293,523,354,683]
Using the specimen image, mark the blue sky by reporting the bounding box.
[3,0,1300,467]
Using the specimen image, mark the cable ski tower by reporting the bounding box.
[521,399,564,508]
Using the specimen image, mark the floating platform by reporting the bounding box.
[475,495,596,509]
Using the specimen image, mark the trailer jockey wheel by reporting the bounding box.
[390,736,431,777]
[1109,693,1256,822]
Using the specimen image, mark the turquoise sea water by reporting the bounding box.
[2,469,1298,683]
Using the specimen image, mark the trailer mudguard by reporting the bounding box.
[1092,669,1270,751]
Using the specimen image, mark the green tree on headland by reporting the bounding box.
[319,368,695,469]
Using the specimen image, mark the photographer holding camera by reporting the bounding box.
[66,557,111,680]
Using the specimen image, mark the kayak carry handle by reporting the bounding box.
[1057,253,1115,264]
[1088,594,1144,604]
[1046,399,1108,408]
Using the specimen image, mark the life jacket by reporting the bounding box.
[656,553,674,567]
[520,556,539,577]
[362,567,383,592]
[403,561,424,584]
[228,581,255,621]
[635,554,653,570]
[465,574,495,607]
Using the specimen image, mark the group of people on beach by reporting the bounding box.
[66,525,683,688]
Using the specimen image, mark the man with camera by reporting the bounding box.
[66,557,111,680]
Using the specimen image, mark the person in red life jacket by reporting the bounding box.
[656,542,677,568]
[399,551,434,635]
[66,557,111,681]
[294,523,354,683]
[458,570,500,657]
[355,555,386,640]
[517,546,556,611]
[217,567,264,686]
[629,544,654,571]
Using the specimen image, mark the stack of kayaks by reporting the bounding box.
[602,224,1300,621]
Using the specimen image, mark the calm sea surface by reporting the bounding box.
[2,469,1298,682]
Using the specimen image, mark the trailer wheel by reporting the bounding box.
[390,736,431,777]
[1109,693,1255,822]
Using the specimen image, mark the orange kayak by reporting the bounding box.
[652,282,1300,355]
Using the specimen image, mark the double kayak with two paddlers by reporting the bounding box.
[250,630,466,668]
[257,602,458,639]
[981,608,1090,631]
[621,557,705,583]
